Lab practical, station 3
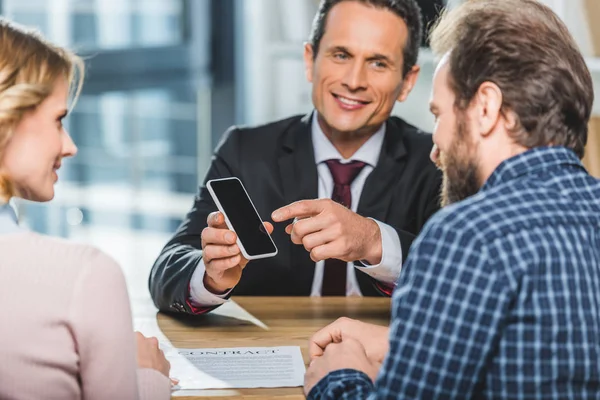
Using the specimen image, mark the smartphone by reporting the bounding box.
[206,177,278,260]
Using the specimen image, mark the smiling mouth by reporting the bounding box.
[332,94,370,106]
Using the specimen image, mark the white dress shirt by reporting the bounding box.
[189,114,403,306]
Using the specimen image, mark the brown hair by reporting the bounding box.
[309,0,423,76]
[429,0,593,158]
[0,19,84,201]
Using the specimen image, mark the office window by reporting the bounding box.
[1,0,222,301]
[3,0,185,50]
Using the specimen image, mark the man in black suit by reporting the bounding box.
[149,0,441,315]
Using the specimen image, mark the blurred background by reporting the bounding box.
[3,0,599,304]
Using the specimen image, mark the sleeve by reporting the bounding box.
[137,369,173,400]
[355,219,402,285]
[375,219,516,398]
[148,127,241,315]
[307,370,374,400]
[69,250,171,400]
[314,215,517,399]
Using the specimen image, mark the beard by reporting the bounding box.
[439,114,482,207]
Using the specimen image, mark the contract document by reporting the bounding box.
[167,346,306,390]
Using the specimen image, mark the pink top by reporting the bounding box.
[0,230,171,400]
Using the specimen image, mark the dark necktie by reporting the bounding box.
[321,159,367,296]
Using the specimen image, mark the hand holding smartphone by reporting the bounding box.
[207,177,278,260]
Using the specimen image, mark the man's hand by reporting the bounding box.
[304,338,380,395]
[271,199,382,265]
[309,317,390,364]
[201,211,273,294]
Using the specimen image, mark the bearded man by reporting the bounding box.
[302,0,600,398]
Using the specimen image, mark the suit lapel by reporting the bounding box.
[277,113,318,294]
[357,118,407,221]
[277,113,318,205]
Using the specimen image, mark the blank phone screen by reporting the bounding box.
[210,178,277,257]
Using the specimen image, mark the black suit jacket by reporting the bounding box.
[149,113,441,314]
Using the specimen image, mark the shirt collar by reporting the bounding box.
[311,112,385,166]
[0,202,21,234]
[482,146,585,191]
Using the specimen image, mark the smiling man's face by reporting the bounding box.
[304,1,416,137]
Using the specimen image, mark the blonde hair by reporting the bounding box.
[0,18,85,201]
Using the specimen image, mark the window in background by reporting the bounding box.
[4,0,185,50]
[1,0,224,303]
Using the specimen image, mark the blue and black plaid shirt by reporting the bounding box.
[309,146,600,399]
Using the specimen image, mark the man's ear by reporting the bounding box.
[396,65,420,103]
[304,43,315,83]
[475,81,503,138]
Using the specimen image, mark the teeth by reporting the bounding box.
[338,96,362,106]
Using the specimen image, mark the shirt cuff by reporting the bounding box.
[354,219,403,284]
[307,369,374,400]
[189,258,233,307]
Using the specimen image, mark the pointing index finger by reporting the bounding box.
[271,199,324,222]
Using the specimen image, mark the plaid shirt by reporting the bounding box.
[309,146,600,399]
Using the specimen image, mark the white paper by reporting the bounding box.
[167,346,306,390]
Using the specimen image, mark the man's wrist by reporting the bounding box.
[203,273,231,295]
[363,218,383,265]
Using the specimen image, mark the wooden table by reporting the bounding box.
[134,297,391,399]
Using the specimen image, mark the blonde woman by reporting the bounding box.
[0,20,171,400]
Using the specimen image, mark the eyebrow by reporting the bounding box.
[367,53,395,66]
[328,46,395,66]
[329,45,352,55]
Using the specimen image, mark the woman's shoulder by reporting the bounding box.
[14,230,114,259]
[0,231,123,285]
